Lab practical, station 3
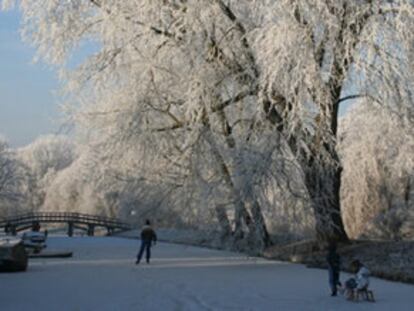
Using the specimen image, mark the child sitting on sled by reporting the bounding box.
[344,260,373,301]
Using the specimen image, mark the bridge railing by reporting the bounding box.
[0,212,132,230]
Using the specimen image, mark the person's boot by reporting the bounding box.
[135,259,140,265]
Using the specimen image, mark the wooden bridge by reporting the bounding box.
[0,212,133,237]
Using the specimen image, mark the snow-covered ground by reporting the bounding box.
[1,236,413,311]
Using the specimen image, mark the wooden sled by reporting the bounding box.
[348,288,375,302]
[356,288,375,302]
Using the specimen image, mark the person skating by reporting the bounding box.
[136,219,157,264]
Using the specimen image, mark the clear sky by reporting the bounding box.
[0,9,60,147]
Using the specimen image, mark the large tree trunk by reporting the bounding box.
[263,98,348,242]
[246,199,271,249]
[214,204,232,238]
[233,197,251,240]
[204,106,270,246]
[203,126,248,238]
[304,161,348,242]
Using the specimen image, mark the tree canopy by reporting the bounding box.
[3,0,414,245]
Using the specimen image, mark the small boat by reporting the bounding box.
[0,237,28,272]
[29,251,73,258]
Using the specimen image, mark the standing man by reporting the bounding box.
[326,242,341,296]
[136,219,157,264]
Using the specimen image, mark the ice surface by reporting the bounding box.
[0,236,413,311]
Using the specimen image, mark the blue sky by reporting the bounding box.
[0,10,60,147]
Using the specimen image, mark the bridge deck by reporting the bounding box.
[0,212,132,232]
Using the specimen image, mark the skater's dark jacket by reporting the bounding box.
[141,225,157,242]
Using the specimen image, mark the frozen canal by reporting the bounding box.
[0,236,413,311]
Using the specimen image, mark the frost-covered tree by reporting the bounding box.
[4,0,414,244]
[42,150,103,214]
[340,102,414,240]
[19,135,74,178]
[0,138,17,206]
[42,143,177,226]
[17,135,76,210]
[0,137,27,216]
